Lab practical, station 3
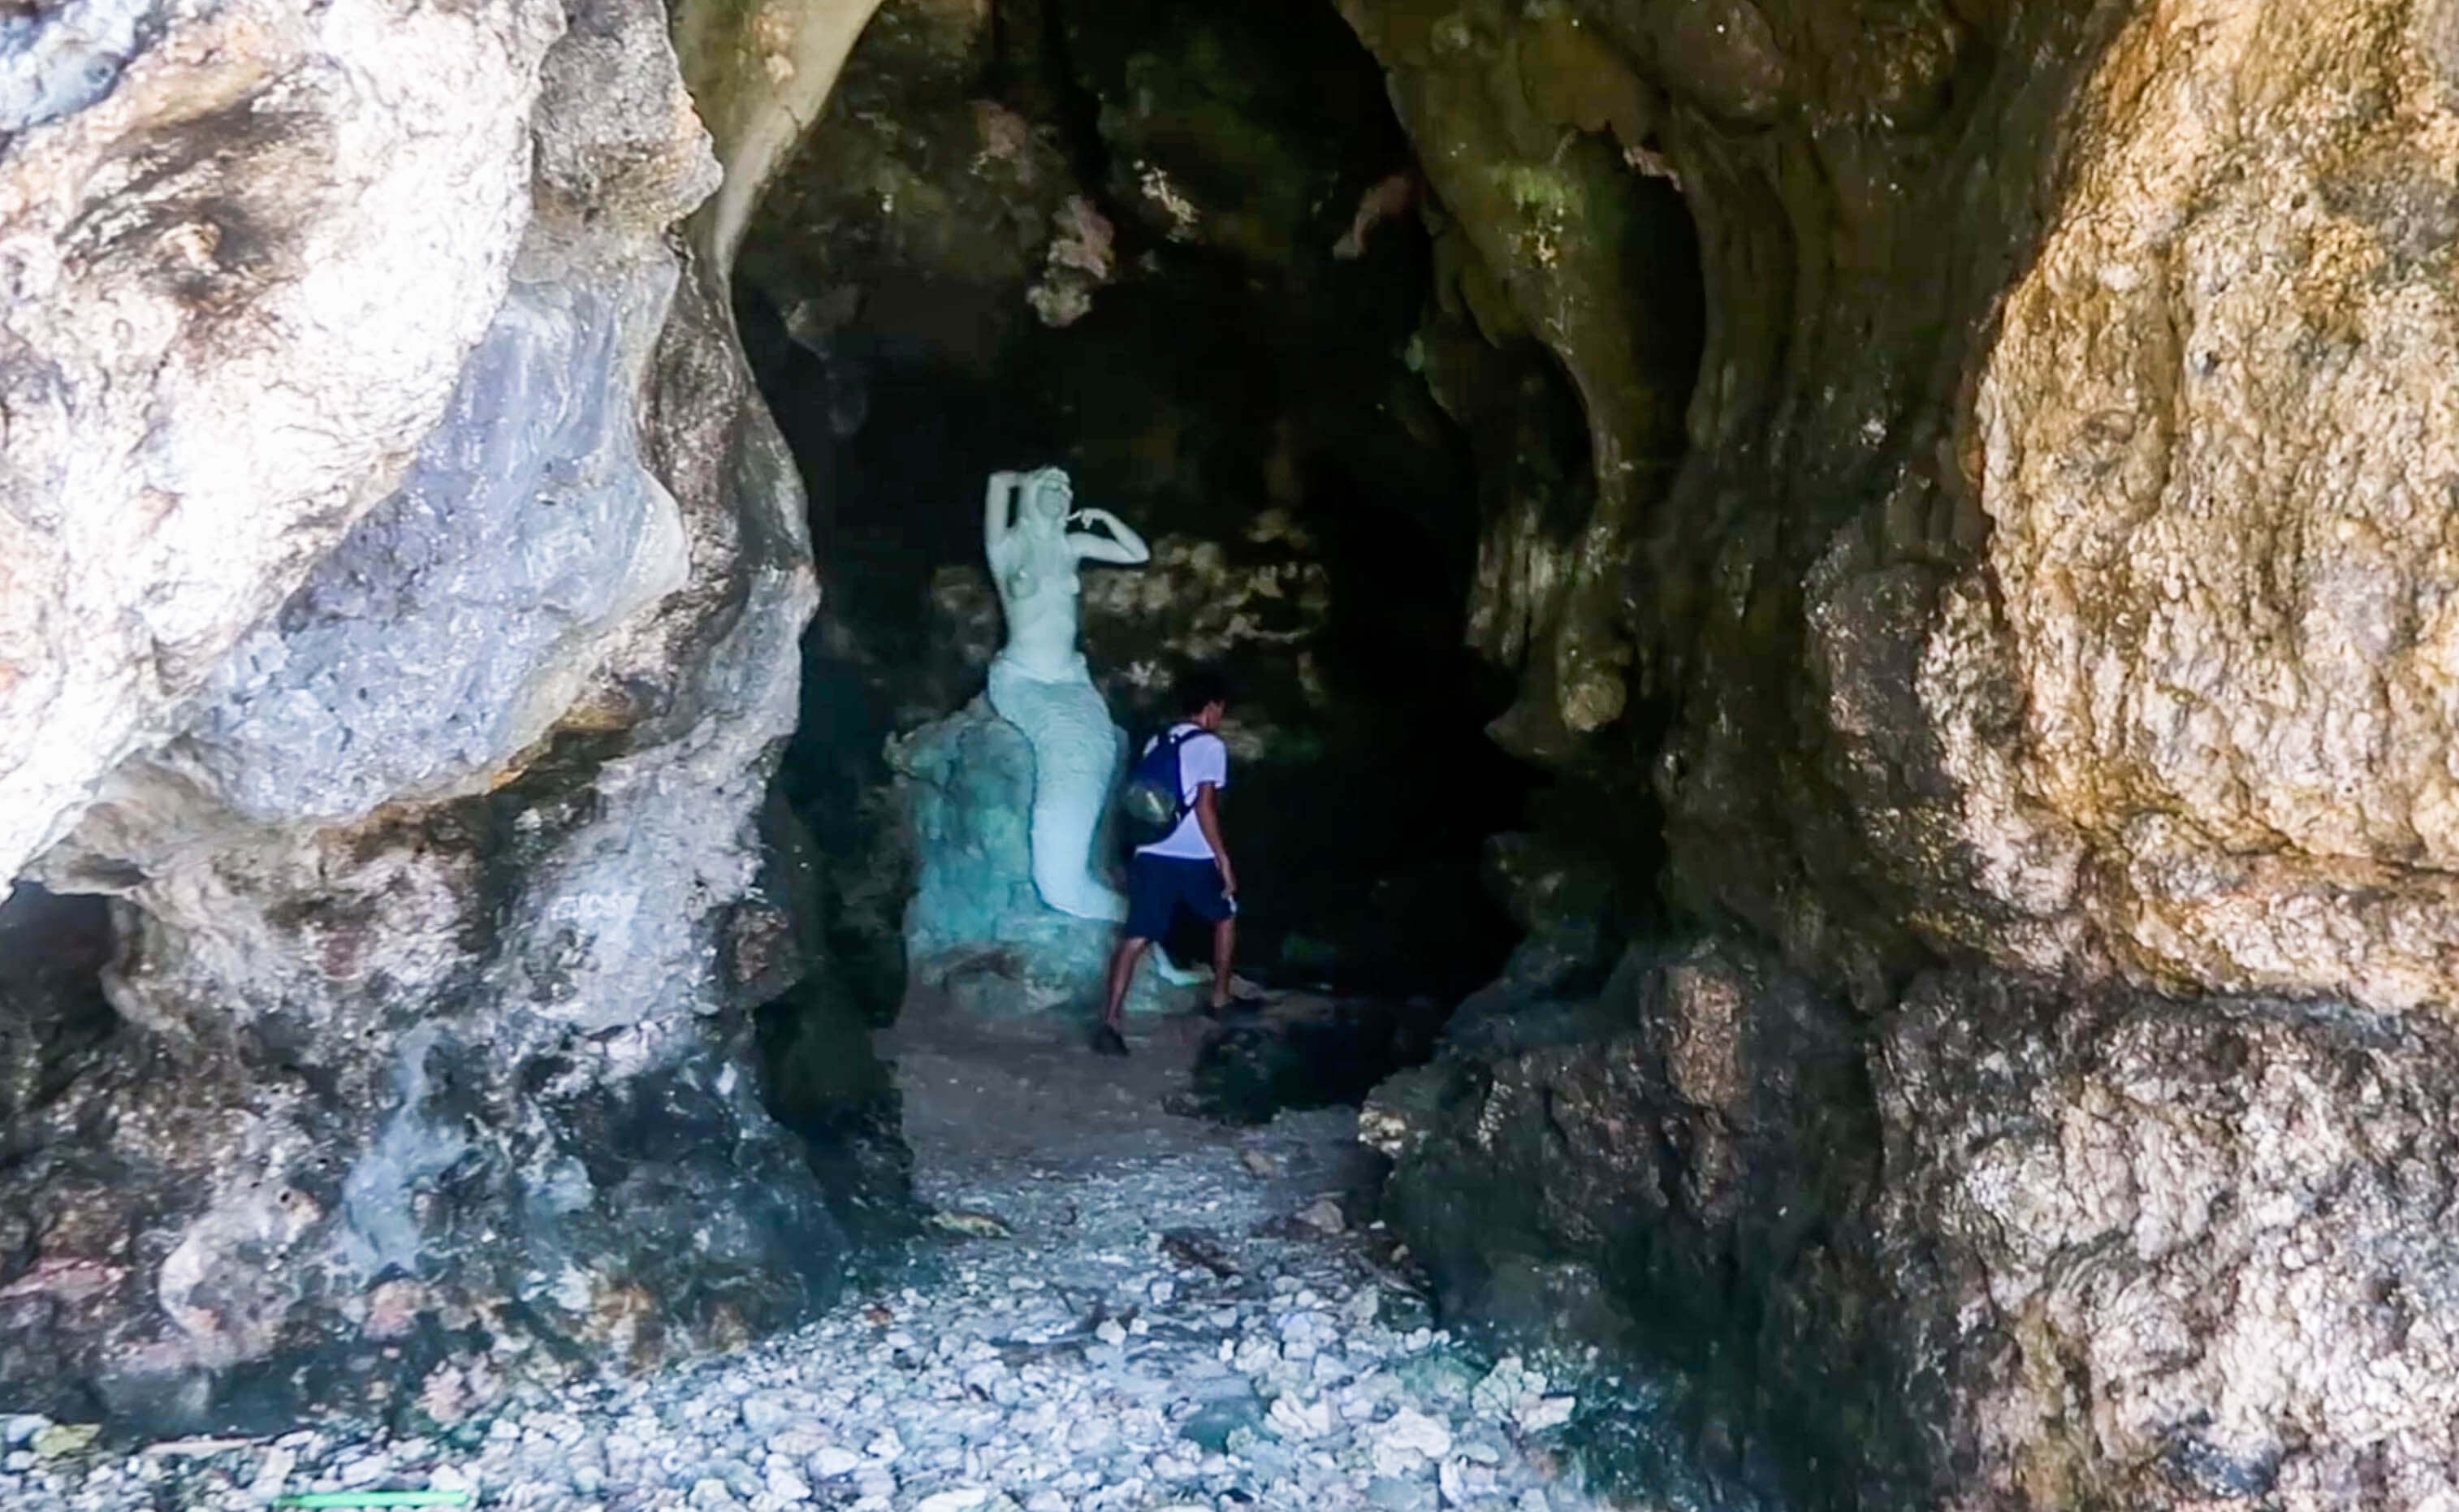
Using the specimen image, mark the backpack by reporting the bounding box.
[1118,726,1199,847]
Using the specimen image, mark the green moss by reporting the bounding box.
[1496,162,1583,219]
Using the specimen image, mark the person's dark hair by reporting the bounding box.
[1174,664,1232,716]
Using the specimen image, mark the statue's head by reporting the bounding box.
[1021,466,1073,526]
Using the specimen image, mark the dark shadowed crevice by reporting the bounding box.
[0,884,118,1137]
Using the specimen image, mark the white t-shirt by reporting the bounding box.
[1134,724,1228,860]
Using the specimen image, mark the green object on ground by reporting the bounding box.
[30,1423,102,1458]
[271,1493,472,1509]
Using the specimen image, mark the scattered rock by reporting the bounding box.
[246,1445,295,1502]
[1297,1197,1347,1233]
[2,1418,51,1449]
[1160,1228,1240,1277]
[0,1097,1603,1512]
[28,1425,95,1460]
[925,1207,1016,1239]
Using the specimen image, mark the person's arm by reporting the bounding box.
[983,471,1018,557]
[1192,784,1234,894]
[1066,507,1152,565]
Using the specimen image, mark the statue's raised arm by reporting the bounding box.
[1067,506,1152,566]
[983,469,1021,563]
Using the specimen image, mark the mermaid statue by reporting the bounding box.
[982,466,1151,921]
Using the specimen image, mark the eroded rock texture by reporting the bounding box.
[1375,943,2459,1509]
[0,0,560,876]
[1333,0,2459,1506]
[0,0,850,1430]
[1347,0,2459,1013]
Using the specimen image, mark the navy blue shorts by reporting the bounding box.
[1124,853,1232,941]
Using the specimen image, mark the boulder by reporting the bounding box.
[1372,937,2459,1510]
[0,0,866,1431]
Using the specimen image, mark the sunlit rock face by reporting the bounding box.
[1964,0,2459,1009]
[1338,0,2459,1505]
[0,0,849,1431]
[0,0,560,877]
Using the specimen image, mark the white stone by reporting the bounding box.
[1369,1407,1454,1479]
[1,1418,50,1449]
[763,1462,812,1501]
[1268,1393,1334,1441]
[741,1392,802,1438]
[247,1446,296,1504]
[1516,1396,1575,1433]
[853,1466,897,1500]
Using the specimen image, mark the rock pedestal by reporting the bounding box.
[892,698,1199,1019]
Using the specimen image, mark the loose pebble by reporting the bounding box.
[0,1112,1601,1512]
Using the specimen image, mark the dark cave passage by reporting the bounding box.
[734,0,1706,1078]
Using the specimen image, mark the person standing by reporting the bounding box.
[1095,666,1253,1054]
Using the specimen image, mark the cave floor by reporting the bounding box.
[2,999,1606,1512]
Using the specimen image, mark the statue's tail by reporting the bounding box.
[986,659,1127,922]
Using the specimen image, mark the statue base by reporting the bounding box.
[889,698,1201,1018]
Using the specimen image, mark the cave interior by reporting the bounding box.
[19,0,2453,1502]
[738,0,1703,1021]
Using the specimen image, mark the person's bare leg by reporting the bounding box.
[1103,936,1151,1030]
[1208,916,1237,1011]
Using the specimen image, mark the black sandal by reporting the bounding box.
[1091,1024,1130,1056]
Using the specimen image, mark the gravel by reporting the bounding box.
[0,1108,1609,1512]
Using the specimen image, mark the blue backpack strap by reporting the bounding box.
[1158,725,1197,822]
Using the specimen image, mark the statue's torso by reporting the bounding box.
[992,530,1083,681]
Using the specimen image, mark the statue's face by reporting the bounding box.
[1026,470,1072,524]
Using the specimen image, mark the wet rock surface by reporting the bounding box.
[1,1002,1615,1512]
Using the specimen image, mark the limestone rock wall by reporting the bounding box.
[1333,0,2459,1505]
[0,0,854,1431]
[1965,0,2459,1009]
[0,0,561,878]
[1373,940,2459,1510]
[1342,0,2459,1013]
